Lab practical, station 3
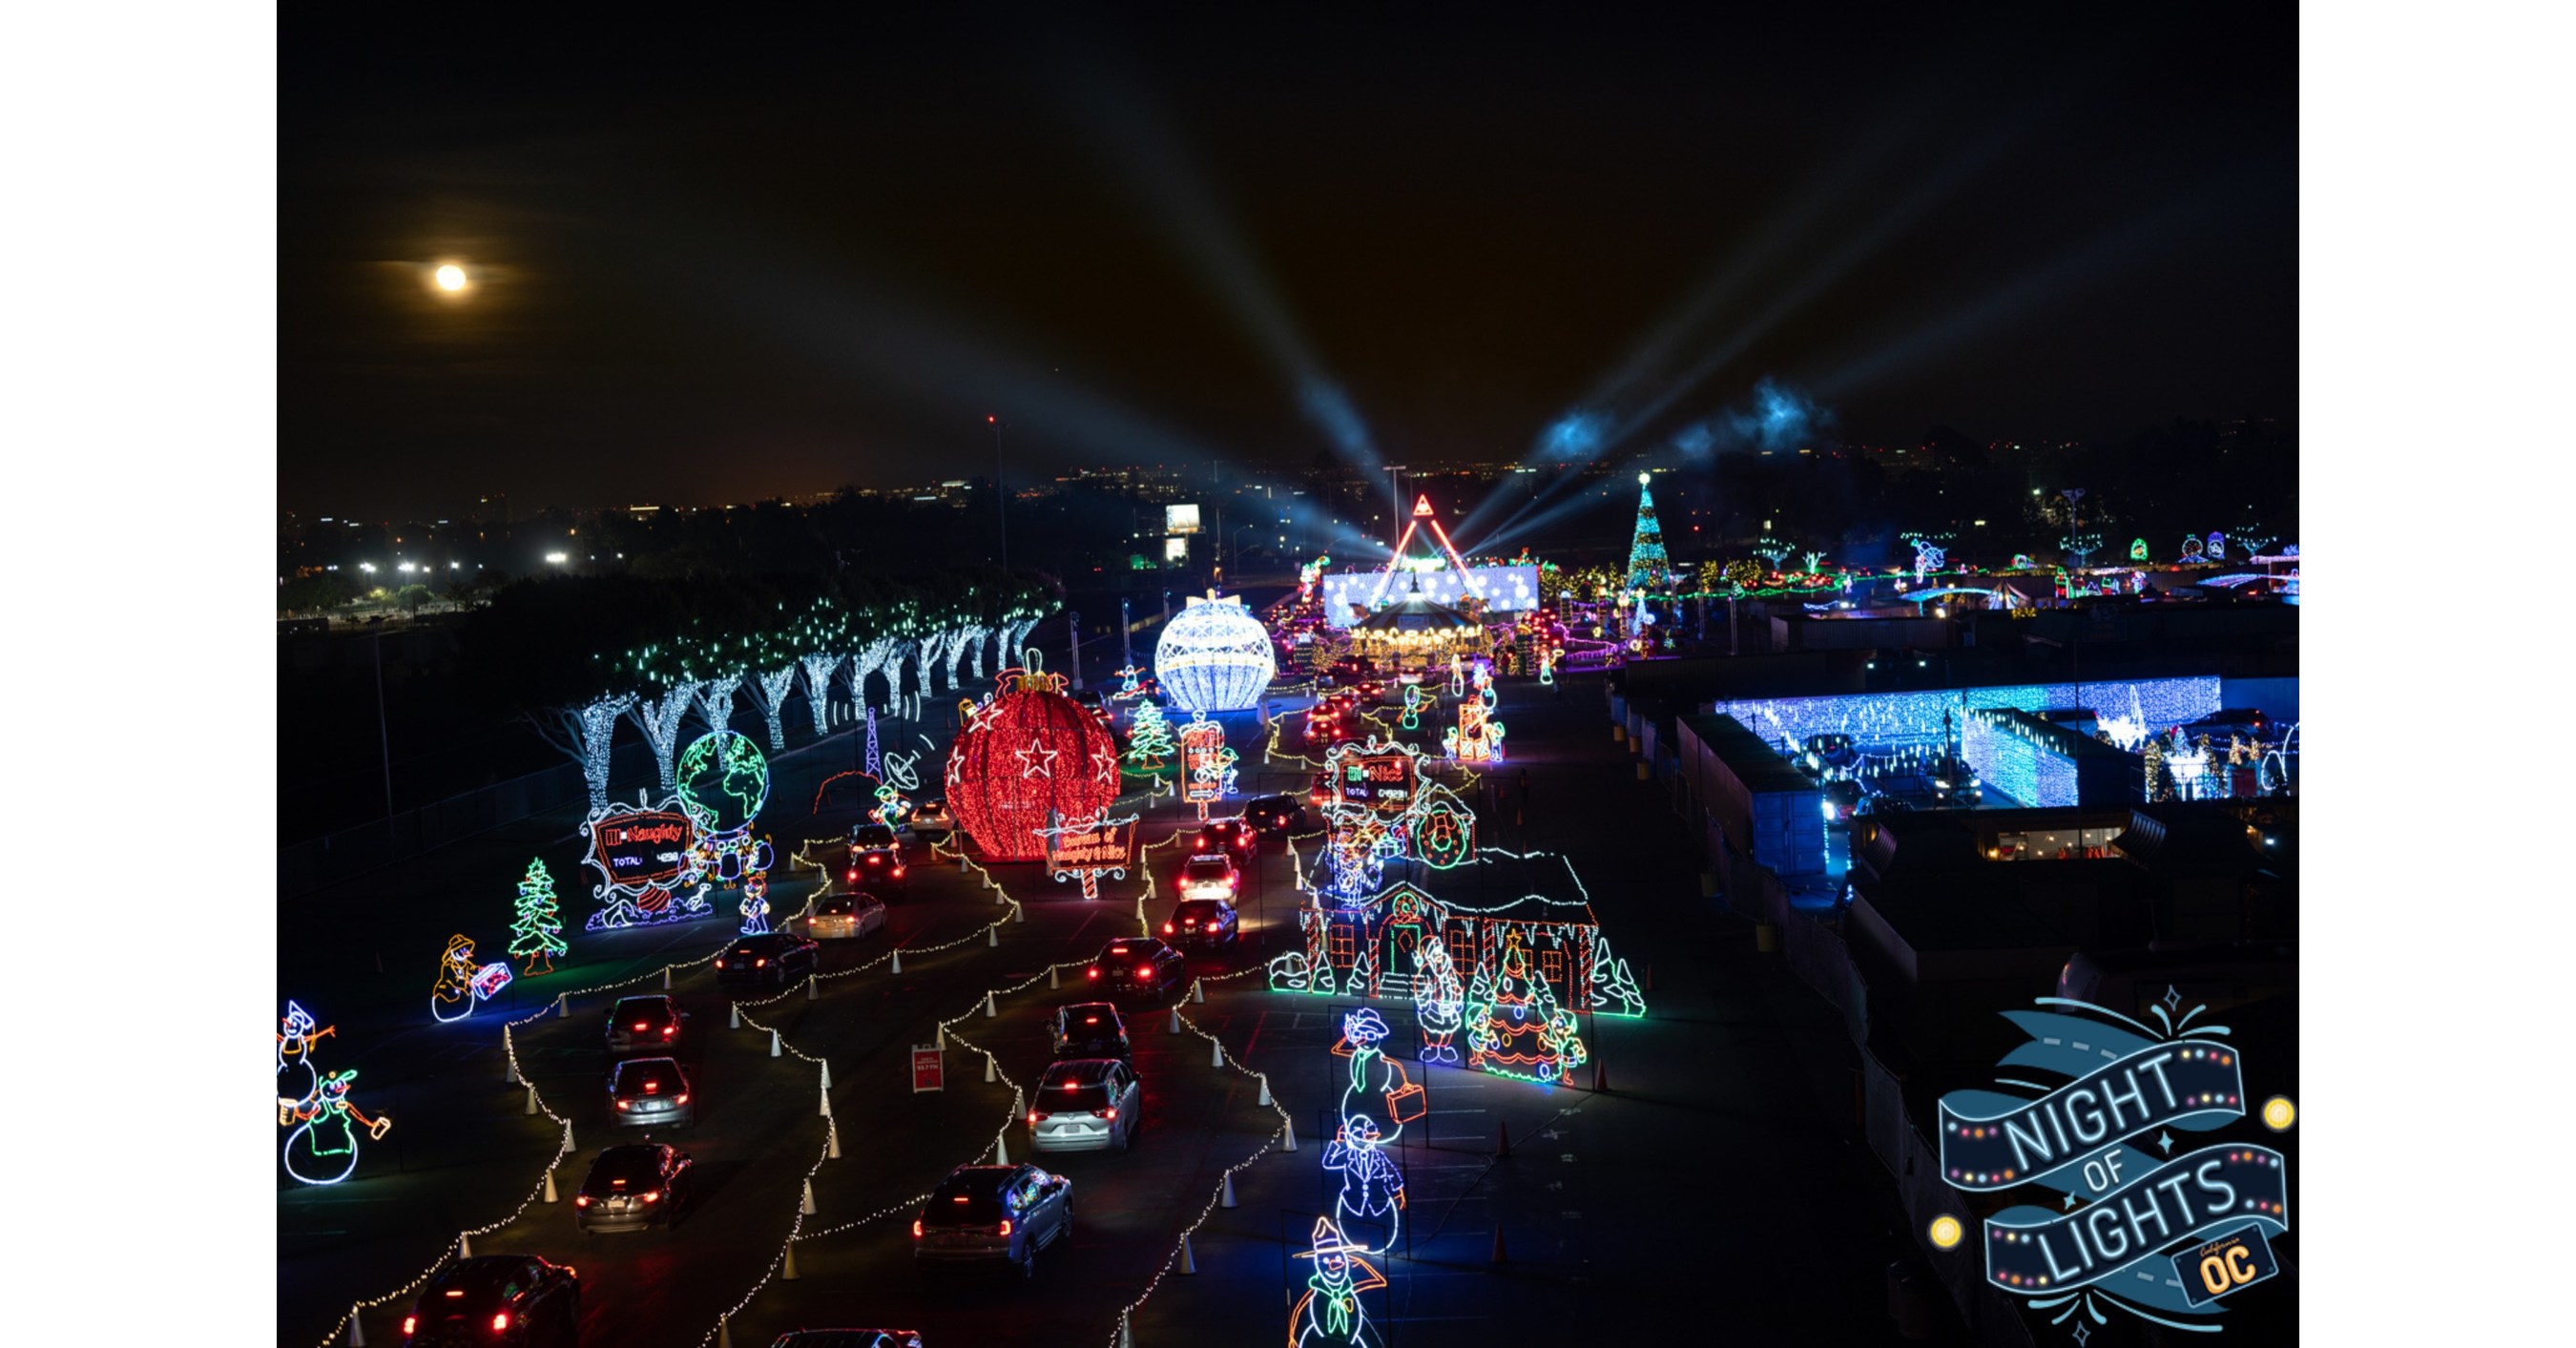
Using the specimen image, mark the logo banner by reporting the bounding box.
[1939,1042,2244,1191]
[1982,1145,2288,1296]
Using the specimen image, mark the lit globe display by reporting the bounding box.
[676,730,770,836]
[1153,595,1276,713]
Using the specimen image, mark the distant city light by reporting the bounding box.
[546,551,569,564]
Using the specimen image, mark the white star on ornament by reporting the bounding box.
[1016,736,1059,779]
[1092,748,1118,788]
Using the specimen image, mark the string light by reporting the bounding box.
[507,859,567,977]
[1155,596,1277,712]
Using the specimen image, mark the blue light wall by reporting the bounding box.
[1711,676,2223,755]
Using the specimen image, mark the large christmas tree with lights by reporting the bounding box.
[1625,473,1670,590]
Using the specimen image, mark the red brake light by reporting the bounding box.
[675,1093,689,1105]
[404,1317,417,1336]
[1028,1110,1041,1126]
[998,1219,1012,1236]
[1083,1016,1098,1025]
[756,958,766,967]
[1162,922,1174,934]
[1208,922,1223,932]
[1135,966,1153,979]
[663,1026,676,1037]
[615,1100,632,1110]
[643,1191,661,1203]
[714,959,725,968]
[644,1081,658,1093]
[912,1219,924,1238]
[1103,1107,1117,1121]
[575,1193,592,1207]
[493,1312,511,1332]
[1087,968,1100,979]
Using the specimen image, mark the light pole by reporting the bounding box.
[989,415,1008,571]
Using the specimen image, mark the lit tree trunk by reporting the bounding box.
[914,633,951,697]
[799,653,841,736]
[750,664,799,752]
[534,694,634,813]
[698,673,742,733]
[631,685,698,797]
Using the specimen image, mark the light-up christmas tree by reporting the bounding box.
[1465,929,1589,1083]
[509,859,568,976]
[1624,472,1670,591]
[1126,700,1175,770]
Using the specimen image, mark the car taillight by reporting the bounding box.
[714,959,724,968]
[893,865,905,877]
[756,958,767,967]
[663,1026,676,1037]
[998,1219,1012,1236]
[848,869,859,881]
[1228,876,1238,889]
[642,1191,661,1203]
[403,1317,416,1336]
[1087,968,1100,979]
[1102,1107,1117,1121]
[1208,922,1223,933]
[675,1093,689,1105]
[575,1194,592,1206]
[1162,922,1174,934]
[616,1100,632,1110]
[492,1312,511,1332]
[912,1219,924,1238]
[1028,1110,1041,1126]
[1135,966,1153,979]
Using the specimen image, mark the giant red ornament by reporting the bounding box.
[945,659,1122,862]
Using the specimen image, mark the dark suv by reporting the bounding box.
[1049,1002,1132,1060]
[401,1255,579,1347]
[1243,794,1308,836]
[605,995,687,1056]
[573,1143,694,1233]
[1084,938,1187,1000]
[1164,899,1239,950]
[717,932,821,987]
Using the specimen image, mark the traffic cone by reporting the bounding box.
[505,1036,518,1084]
[1168,1006,1182,1034]
[1491,1224,1507,1264]
[1495,1120,1511,1157]
[1282,1118,1298,1152]
[985,990,997,1018]
[820,1086,833,1118]
[729,1004,741,1029]
[458,1233,472,1259]
[347,1307,366,1346]
[984,1054,997,1083]
[553,992,567,1016]
[1257,1075,1272,1107]
[996,881,1008,903]
[543,1169,558,1203]
[1193,980,1206,1005]
[987,924,999,947]
[993,1133,1008,1165]
[937,1024,945,1049]
[1119,1316,1134,1348]
[781,1243,800,1281]
[820,1061,833,1090]
[525,1085,538,1116]
[1210,1038,1224,1068]
[807,976,819,1001]
[663,965,674,990]
[563,1119,575,1151]
[770,1029,782,1058]
[801,1178,817,1215]
[1014,902,1026,923]
[1220,1172,1237,1209]
[717,1317,734,1348]
[1179,1231,1197,1275]
[1049,965,1060,988]
[891,949,904,974]
[827,1119,841,1160]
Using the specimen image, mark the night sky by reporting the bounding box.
[280,5,2296,522]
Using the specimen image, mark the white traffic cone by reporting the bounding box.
[1220,1172,1237,1208]
[1049,965,1060,988]
[781,1243,800,1281]
[505,1035,519,1084]
[820,1061,832,1090]
[770,1029,782,1058]
[543,1169,558,1203]
[525,1085,538,1115]
[995,882,1007,904]
[807,976,819,1001]
[347,1307,366,1346]
[717,1317,733,1348]
[1209,1038,1224,1068]
[1014,902,1026,923]
[1282,1118,1297,1153]
[563,1119,575,1151]
[1257,1075,1273,1107]
[820,1086,833,1118]
[984,1054,997,1084]
[1179,1231,1197,1275]
[458,1233,472,1258]
[1119,1314,1134,1348]
[890,949,904,974]
[663,964,673,990]
[1192,980,1205,1005]
[729,1004,741,1029]
[826,1118,842,1160]
[553,992,567,1016]
[937,1024,946,1050]
[985,990,997,1018]
[993,1133,1008,1165]
[801,1178,817,1215]
[1168,1006,1181,1034]
[987,924,999,947]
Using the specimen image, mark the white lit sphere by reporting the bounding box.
[1154,597,1276,712]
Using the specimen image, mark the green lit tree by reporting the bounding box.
[1624,476,1670,590]
[1126,700,1175,770]
[509,859,568,976]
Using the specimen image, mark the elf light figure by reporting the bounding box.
[737,867,771,936]
[1410,939,1464,1065]
[431,934,513,1024]
[1465,929,1588,1083]
[280,1068,392,1186]
[1321,1114,1407,1256]
[1290,1216,1385,1348]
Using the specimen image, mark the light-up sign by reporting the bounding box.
[1165,504,1202,534]
[1336,752,1416,814]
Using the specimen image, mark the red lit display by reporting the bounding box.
[945,660,1122,861]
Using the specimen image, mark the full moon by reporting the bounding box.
[434,264,467,292]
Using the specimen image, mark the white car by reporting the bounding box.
[1175,853,1240,902]
[808,892,887,941]
[1028,1059,1141,1153]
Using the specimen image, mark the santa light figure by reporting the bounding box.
[1409,940,1464,1065]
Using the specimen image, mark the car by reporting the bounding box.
[717,932,821,987]
[1820,778,1866,823]
[846,846,910,897]
[808,893,888,941]
[905,799,954,840]
[1049,1002,1131,1060]
[768,1335,924,1348]
[401,1255,579,1347]
[1084,938,1188,999]
[1243,793,1309,836]
[1190,818,1257,863]
[912,1164,1072,1278]
[1028,1059,1142,1153]
[849,821,905,852]
[1175,852,1241,902]
[1164,899,1238,950]
[1307,772,1336,808]
[609,1057,695,1129]
[572,1143,694,1233]
[1355,679,1386,705]
[604,995,689,1056]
